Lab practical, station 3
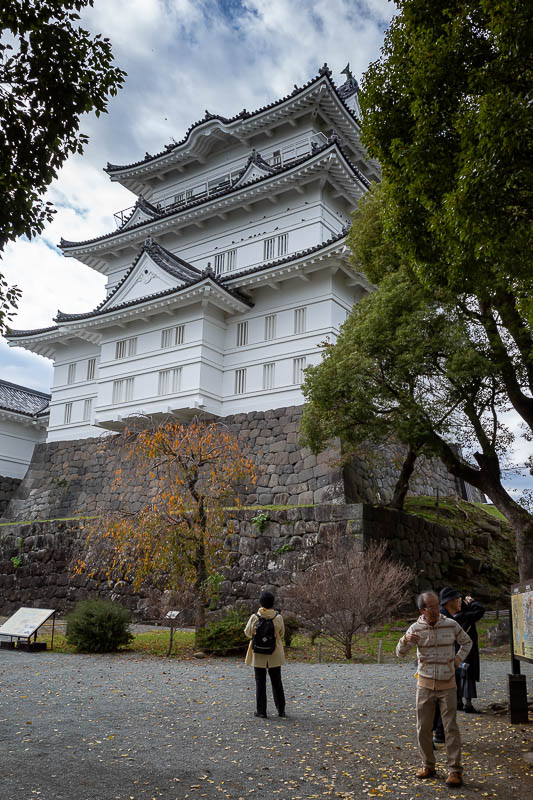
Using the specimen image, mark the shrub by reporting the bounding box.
[196,609,249,655]
[66,598,133,653]
[283,615,300,647]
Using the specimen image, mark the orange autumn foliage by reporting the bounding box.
[74,417,257,634]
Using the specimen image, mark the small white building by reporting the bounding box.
[8,66,376,443]
[0,380,50,478]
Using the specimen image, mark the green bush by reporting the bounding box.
[283,615,300,647]
[196,609,249,655]
[66,598,133,653]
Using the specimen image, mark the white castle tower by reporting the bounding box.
[8,65,377,443]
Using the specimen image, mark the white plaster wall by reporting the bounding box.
[0,415,47,478]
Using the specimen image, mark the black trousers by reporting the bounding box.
[254,666,285,716]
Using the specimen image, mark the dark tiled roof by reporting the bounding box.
[7,325,59,338]
[60,139,368,251]
[52,269,252,324]
[0,380,50,417]
[55,238,202,322]
[221,230,348,282]
[105,64,341,174]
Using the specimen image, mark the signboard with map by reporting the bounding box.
[0,607,55,639]
[511,580,533,663]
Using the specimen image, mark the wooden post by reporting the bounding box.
[377,639,383,664]
[317,641,322,664]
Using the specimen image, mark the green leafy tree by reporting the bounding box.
[359,1,533,432]
[303,179,533,577]
[0,0,126,330]
[339,1,533,577]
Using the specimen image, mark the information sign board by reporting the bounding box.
[511,580,533,663]
[0,607,55,639]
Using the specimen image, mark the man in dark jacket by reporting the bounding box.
[433,587,485,742]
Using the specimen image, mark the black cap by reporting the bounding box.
[439,586,461,605]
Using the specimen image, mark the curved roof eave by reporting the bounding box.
[104,66,361,180]
[60,140,369,255]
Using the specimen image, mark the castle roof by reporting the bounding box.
[60,139,368,269]
[0,380,51,418]
[7,233,359,357]
[104,65,361,184]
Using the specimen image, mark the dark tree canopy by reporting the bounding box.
[0,0,126,328]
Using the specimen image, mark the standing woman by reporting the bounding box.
[244,590,286,718]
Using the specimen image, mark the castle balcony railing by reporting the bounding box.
[113,132,329,229]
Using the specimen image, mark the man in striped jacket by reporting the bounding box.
[396,591,472,788]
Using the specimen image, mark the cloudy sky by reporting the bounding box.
[1,0,531,496]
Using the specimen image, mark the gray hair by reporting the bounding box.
[416,591,438,610]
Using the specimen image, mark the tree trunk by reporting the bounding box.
[344,637,352,660]
[389,444,418,510]
[193,539,207,649]
[429,434,533,581]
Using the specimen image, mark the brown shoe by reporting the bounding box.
[416,766,436,779]
[445,772,463,787]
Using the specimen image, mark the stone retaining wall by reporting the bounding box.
[0,476,22,517]
[1,405,483,524]
[0,504,504,620]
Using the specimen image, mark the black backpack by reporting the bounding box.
[252,612,278,654]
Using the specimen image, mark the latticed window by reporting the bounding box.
[64,402,72,424]
[158,368,182,395]
[86,358,96,381]
[115,337,137,359]
[293,356,306,385]
[83,398,93,422]
[263,362,275,390]
[67,363,76,384]
[264,314,277,340]
[214,253,225,274]
[264,237,276,260]
[161,325,184,348]
[112,377,134,404]
[294,307,306,334]
[226,249,237,271]
[277,233,288,257]
[236,321,248,347]
[234,368,247,395]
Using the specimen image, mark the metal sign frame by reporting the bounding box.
[0,607,56,651]
[511,580,533,665]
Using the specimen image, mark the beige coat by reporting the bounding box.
[244,607,286,668]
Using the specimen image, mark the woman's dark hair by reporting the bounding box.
[259,590,275,608]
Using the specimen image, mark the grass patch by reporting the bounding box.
[35,616,503,662]
[0,515,97,528]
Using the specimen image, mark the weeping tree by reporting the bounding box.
[74,418,256,645]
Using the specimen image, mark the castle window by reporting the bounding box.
[234,368,247,395]
[161,325,184,348]
[214,253,225,274]
[112,377,134,404]
[294,307,306,334]
[277,233,288,257]
[264,237,276,260]
[271,150,281,166]
[264,234,289,261]
[263,362,275,390]
[83,398,93,422]
[293,356,306,385]
[226,249,237,271]
[215,249,237,275]
[64,402,72,424]
[67,363,76,384]
[115,336,137,359]
[236,321,248,347]
[86,358,96,381]
[158,367,182,395]
[264,314,277,340]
